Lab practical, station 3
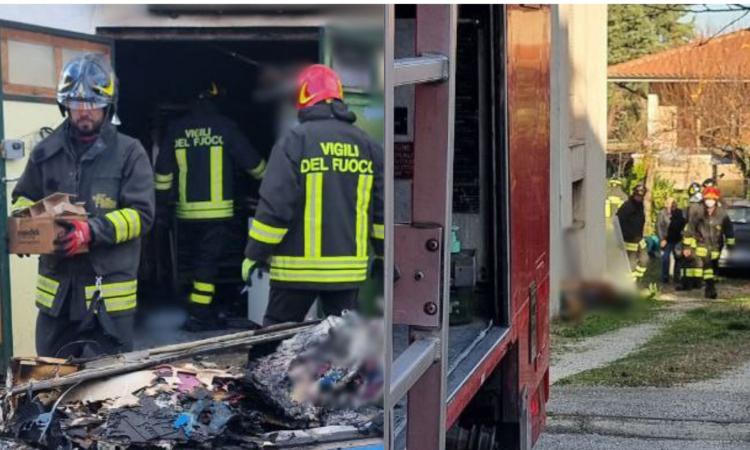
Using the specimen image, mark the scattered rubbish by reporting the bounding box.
[0,316,383,447]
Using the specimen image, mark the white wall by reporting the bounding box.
[549,5,608,318]
[0,5,96,34]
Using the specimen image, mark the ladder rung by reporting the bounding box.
[393,54,449,87]
[389,337,440,405]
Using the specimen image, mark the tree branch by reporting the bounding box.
[614,82,647,99]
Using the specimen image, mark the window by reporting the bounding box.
[0,28,110,100]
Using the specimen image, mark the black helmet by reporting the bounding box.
[702,177,716,188]
[57,53,117,113]
[688,182,702,197]
[198,82,225,101]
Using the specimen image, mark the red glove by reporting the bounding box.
[54,219,91,257]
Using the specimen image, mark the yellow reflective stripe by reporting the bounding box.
[703,269,715,279]
[11,196,35,212]
[270,268,367,283]
[210,145,223,204]
[177,208,234,220]
[249,159,267,180]
[355,174,374,257]
[639,239,647,249]
[304,173,323,257]
[155,172,174,183]
[123,208,141,240]
[105,211,128,243]
[189,292,212,305]
[85,280,138,299]
[35,289,54,307]
[100,295,137,312]
[193,281,215,293]
[248,219,288,245]
[696,247,708,257]
[727,238,736,246]
[711,251,720,260]
[176,148,188,205]
[372,223,384,240]
[686,268,704,277]
[105,209,141,243]
[155,182,172,191]
[683,237,697,248]
[270,255,368,270]
[37,275,59,294]
[624,242,639,251]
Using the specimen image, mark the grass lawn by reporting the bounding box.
[552,297,663,339]
[557,300,750,387]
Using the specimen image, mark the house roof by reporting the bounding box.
[608,29,750,82]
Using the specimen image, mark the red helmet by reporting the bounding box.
[295,64,343,110]
[703,186,720,200]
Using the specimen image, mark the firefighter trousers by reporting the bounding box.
[35,297,134,358]
[263,287,359,326]
[680,254,704,287]
[180,220,231,310]
[625,240,649,285]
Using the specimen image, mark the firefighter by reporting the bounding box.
[677,182,705,290]
[155,83,266,331]
[696,186,734,299]
[616,183,649,287]
[605,178,627,222]
[242,64,384,325]
[10,54,154,357]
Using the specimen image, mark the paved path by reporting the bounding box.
[541,300,750,449]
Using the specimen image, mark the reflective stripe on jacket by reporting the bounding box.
[11,122,154,318]
[244,101,384,290]
[155,103,265,220]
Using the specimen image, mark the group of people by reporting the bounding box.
[609,178,734,299]
[11,54,383,357]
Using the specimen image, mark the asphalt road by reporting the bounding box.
[536,386,750,449]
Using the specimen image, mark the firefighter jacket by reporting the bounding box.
[244,101,384,290]
[11,122,154,319]
[155,103,266,221]
[685,206,735,260]
[605,182,627,219]
[616,197,645,244]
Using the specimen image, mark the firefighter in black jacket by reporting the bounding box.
[693,186,734,299]
[155,83,266,330]
[677,182,705,290]
[11,54,154,357]
[243,64,384,325]
[616,183,649,286]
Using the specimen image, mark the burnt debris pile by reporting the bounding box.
[0,314,383,448]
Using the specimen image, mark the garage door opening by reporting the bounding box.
[103,30,320,347]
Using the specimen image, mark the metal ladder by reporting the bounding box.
[384,5,457,450]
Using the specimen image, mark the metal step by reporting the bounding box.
[394,54,450,86]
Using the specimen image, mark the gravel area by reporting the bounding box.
[688,359,750,392]
[551,310,683,384]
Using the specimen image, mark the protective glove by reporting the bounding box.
[242,258,258,287]
[54,219,91,257]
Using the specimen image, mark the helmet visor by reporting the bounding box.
[62,99,109,111]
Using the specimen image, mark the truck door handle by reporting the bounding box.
[1,176,19,184]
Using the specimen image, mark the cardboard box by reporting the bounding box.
[8,193,88,255]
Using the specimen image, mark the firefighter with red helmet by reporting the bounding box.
[694,186,734,299]
[242,64,384,325]
[10,54,154,356]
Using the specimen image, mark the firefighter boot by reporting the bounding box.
[676,275,691,291]
[704,280,717,300]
